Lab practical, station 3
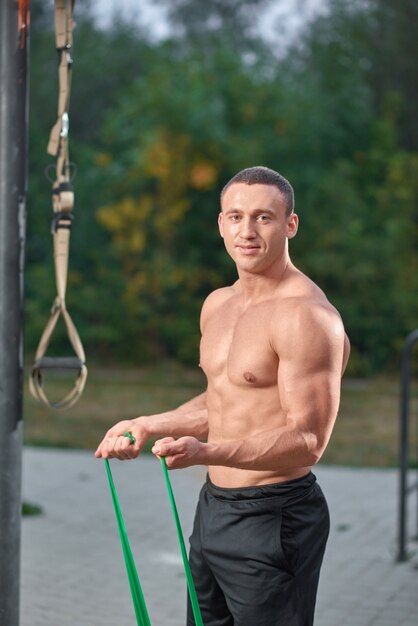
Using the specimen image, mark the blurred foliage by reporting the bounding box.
[26,0,418,374]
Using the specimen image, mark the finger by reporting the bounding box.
[114,435,130,451]
[95,421,133,458]
[164,453,186,470]
[154,437,176,447]
[95,438,112,457]
[152,442,168,456]
[152,439,180,457]
[115,435,137,459]
[95,428,118,457]
[126,433,143,455]
[96,432,116,457]
[103,435,130,460]
[105,434,131,459]
[116,448,134,461]
[99,436,117,459]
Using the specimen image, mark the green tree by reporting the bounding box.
[26,0,418,373]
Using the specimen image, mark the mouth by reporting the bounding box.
[236,245,260,255]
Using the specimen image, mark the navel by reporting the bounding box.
[243,371,256,384]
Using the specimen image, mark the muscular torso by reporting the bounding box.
[199,268,349,488]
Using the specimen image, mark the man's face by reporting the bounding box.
[218,183,298,274]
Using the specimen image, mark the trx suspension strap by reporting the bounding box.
[105,449,204,625]
[30,0,87,410]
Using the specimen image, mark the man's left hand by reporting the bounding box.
[152,436,206,469]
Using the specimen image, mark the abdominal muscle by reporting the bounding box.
[205,383,312,488]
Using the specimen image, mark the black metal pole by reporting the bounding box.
[397,329,418,562]
[0,1,30,624]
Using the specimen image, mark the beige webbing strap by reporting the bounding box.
[47,0,73,157]
[30,0,87,410]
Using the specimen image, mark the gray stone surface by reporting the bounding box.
[20,448,418,626]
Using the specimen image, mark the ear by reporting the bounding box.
[218,212,224,238]
[286,213,299,239]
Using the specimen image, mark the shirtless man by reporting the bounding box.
[95,166,350,626]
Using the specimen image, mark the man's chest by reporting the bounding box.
[200,302,278,388]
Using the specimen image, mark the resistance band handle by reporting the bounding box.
[160,457,204,626]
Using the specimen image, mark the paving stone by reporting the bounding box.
[20,448,418,625]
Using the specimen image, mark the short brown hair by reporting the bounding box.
[221,166,295,217]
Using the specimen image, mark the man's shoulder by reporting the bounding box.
[269,286,349,371]
[277,294,342,327]
[271,272,345,337]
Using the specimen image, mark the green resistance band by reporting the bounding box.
[104,458,151,626]
[160,456,204,626]
[104,434,203,626]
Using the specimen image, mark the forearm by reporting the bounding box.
[203,424,320,471]
[95,391,208,460]
[136,391,209,441]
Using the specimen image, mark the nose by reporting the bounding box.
[240,217,256,239]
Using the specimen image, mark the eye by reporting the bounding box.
[257,214,271,222]
[229,214,241,222]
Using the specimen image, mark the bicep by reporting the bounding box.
[276,308,346,448]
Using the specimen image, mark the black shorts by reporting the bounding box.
[187,472,329,626]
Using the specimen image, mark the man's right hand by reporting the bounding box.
[94,419,149,460]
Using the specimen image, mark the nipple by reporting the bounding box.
[243,371,256,384]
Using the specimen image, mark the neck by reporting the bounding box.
[237,250,291,304]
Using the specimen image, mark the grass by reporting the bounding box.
[24,362,206,451]
[22,501,43,516]
[323,377,418,467]
[23,363,418,468]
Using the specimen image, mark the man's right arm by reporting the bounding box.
[95,286,233,461]
[94,391,208,460]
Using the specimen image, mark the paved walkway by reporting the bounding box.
[21,447,418,626]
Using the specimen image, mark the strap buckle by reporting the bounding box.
[51,210,74,233]
[60,112,70,138]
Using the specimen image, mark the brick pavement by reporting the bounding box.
[20,448,418,626]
